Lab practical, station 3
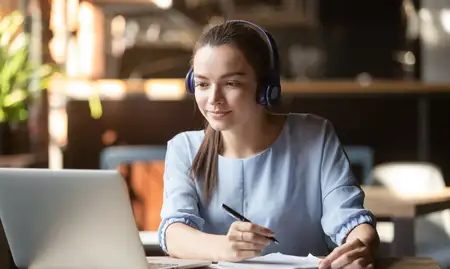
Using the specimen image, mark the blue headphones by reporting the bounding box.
[185,20,282,107]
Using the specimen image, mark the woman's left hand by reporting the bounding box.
[318,238,374,269]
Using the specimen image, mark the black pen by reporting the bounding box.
[221,203,279,244]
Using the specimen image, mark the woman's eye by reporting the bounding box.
[195,82,209,89]
[226,81,240,87]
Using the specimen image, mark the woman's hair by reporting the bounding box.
[190,21,273,202]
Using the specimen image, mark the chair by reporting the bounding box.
[369,162,450,268]
[100,145,167,170]
[343,145,374,185]
[100,145,167,256]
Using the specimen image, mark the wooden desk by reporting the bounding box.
[363,186,450,257]
[373,257,442,269]
[0,154,37,168]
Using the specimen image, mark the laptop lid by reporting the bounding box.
[0,168,149,269]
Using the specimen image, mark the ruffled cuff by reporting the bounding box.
[158,216,202,253]
[332,210,376,246]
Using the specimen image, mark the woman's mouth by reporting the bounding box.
[207,110,231,119]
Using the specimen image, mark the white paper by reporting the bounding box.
[218,252,322,269]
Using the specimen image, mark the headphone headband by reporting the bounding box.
[185,20,281,107]
[229,20,276,73]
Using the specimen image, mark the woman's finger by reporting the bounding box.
[320,239,364,269]
[227,229,270,245]
[235,222,274,237]
[231,241,267,251]
[241,231,271,245]
[329,249,368,269]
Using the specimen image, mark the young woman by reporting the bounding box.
[158,20,379,269]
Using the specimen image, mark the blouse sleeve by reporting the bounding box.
[157,133,205,253]
[319,120,376,246]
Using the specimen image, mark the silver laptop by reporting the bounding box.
[0,168,211,269]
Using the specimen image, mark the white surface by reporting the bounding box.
[140,231,160,245]
[218,253,321,268]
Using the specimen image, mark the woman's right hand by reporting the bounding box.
[220,221,274,262]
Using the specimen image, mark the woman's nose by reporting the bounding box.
[207,85,224,104]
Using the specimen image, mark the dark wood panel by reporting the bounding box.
[65,94,450,185]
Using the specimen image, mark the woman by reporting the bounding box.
[158,20,379,269]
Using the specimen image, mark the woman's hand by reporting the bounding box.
[318,239,374,269]
[220,221,274,262]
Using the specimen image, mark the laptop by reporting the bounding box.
[0,168,211,269]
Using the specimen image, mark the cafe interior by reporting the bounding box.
[1,0,450,268]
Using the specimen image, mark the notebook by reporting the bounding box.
[218,252,322,268]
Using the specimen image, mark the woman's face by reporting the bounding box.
[193,44,263,132]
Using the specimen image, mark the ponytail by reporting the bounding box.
[190,123,222,203]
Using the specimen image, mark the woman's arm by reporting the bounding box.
[158,134,208,257]
[318,120,379,268]
[165,223,226,261]
[319,120,377,247]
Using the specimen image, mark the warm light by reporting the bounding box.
[49,78,127,100]
[50,0,65,31]
[48,34,66,64]
[77,2,104,78]
[65,80,94,98]
[145,79,186,100]
[419,8,433,23]
[152,0,173,9]
[48,108,68,147]
[111,15,126,37]
[50,0,78,31]
[66,0,79,30]
[66,37,79,77]
[95,80,126,99]
[440,9,450,33]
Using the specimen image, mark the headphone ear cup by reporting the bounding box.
[257,84,268,105]
[185,68,195,93]
[265,85,281,107]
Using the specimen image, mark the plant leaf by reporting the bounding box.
[0,11,24,47]
[3,89,28,107]
[0,46,28,95]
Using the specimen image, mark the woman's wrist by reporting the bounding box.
[346,223,380,256]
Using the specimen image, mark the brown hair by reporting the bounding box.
[190,21,273,202]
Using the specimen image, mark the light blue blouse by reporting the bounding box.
[158,113,375,257]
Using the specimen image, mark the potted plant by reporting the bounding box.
[0,10,58,155]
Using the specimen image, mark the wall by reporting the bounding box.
[64,92,450,186]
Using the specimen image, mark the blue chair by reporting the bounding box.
[100,145,167,170]
[343,145,374,185]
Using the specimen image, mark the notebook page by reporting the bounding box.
[218,252,321,269]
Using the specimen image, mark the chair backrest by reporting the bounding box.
[369,162,450,241]
[343,145,374,185]
[100,145,167,170]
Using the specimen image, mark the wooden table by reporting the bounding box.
[363,186,450,257]
[0,153,38,168]
[373,257,442,269]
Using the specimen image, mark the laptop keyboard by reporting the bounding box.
[148,262,179,269]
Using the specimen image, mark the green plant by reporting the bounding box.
[0,10,59,123]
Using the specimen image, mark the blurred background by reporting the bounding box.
[1,0,450,268]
